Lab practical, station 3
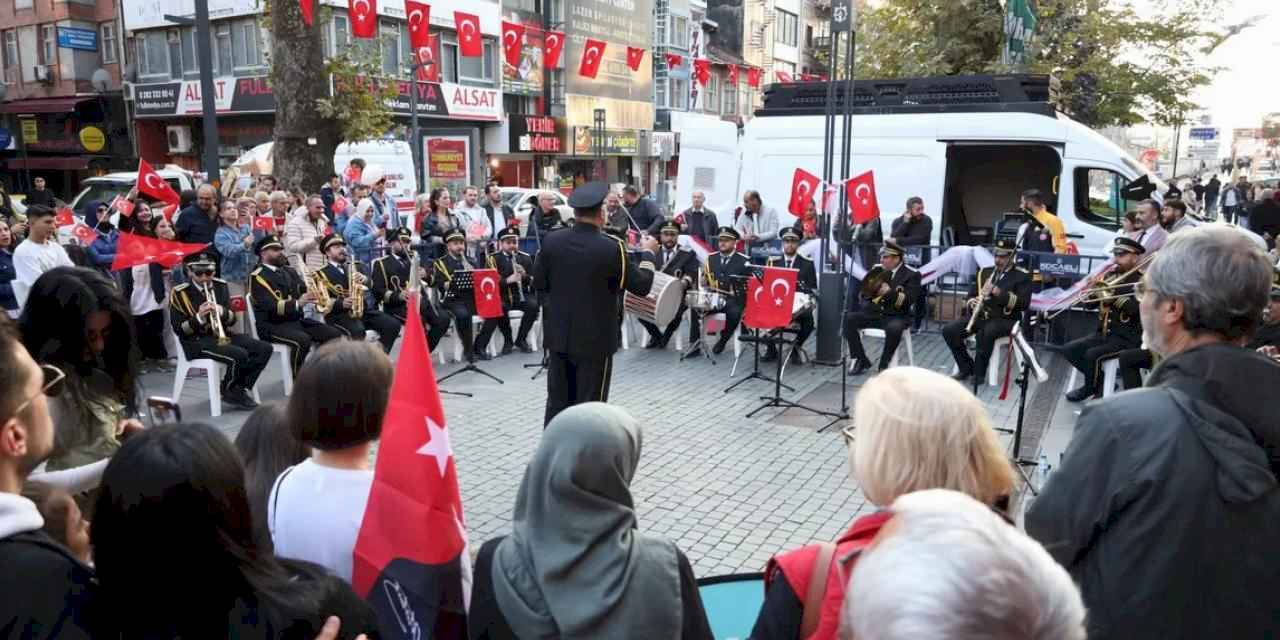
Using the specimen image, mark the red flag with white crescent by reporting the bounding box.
[348,0,377,38]
[137,159,180,206]
[353,290,470,635]
[454,11,482,57]
[664,52,683,69]
[110,232,208,271]
[845,170,881,225]
[626,46,645,71]
[54,207,75,227]
[405,0,430,50]
[252,215,277,232]
[693,58,710,86]
[788,168,820,216]
[502,21,525,67]
[71,224,97,246]
[472,268,504,319]
[160,202,178,222]
[727,64,739,85]
[299,0,314,26]
[110,195,135,218]
[543,30,566,69]
[415,37,440,82]
[747,67,761,88]
[744,266,798,330]
[579,38,606,79]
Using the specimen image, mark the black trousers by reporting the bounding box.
[695,299,743,344]
[258,319,343,375]
[845,311,910,368]
[182,334,272,391]
[387,300,452,352]
[912,286,929,330]
[134,309,169,360]
[1062,333,1139,391]
[943,316,1017,379]
[444,301,500,357]
[497,296,540,346]
[639,303,689,345]
[329,310,403,353]
[1116,348,1153,389]
[764,310,815,356]
[544,351,613,427]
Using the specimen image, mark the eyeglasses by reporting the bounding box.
[9,364,66,418]
[190,267,215,276]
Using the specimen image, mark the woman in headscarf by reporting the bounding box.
[470,403,713,640]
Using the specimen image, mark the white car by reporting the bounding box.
[500,188,574,232]
[70,169,196,214]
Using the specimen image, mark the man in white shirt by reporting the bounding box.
[453,185,491,255]
[12,206,72,312]
[735,190,780,250]
[1132,199,1169,254]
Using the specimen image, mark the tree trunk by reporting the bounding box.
[271,0,338,195]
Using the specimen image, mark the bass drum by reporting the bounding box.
[624,272,686,327]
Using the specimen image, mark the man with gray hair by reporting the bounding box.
[1028,225,1280,640]
[841,489,1085,640]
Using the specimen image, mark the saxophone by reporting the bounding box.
[291,254,332,314]
[348,255,365,319]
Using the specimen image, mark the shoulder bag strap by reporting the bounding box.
[801,542,836,639]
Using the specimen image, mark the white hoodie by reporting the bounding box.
[0,492,44,539]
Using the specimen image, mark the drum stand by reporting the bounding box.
[680,311,717,364]
[745,331,841,421]
[725,327,794,394]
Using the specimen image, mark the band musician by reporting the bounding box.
[844,241,922,375]
[944,238,1032,382]
[248,234,343,376]
[762,225,817,364]
[703,226,752,355]
[435,227,501,362]
[1061,236,1145,402]
[170,252,272,410]
[314,233,402,353]
[488,225,539,354]
[371,227,452,352]
[640,220,699,349]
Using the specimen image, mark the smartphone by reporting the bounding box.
[147,396,182,426]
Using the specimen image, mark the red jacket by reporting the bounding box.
[763,511,891,640]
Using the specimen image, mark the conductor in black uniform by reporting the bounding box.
[371,227,452,352]
[639,220,699,348]
[314,233,402,353]
[487,224,539,354]
[703,226,752,355]
[533,181,659,426]
[1061,236,1146,402]
[434,227,501,362]
[943,238,1032,383]
[845,240,923,375]
[248,234,343,375]
[763,225,817,363]
[170,252,272,410]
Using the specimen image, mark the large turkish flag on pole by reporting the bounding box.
[137,159,180,206]
[744,266,798,330]
[472,268,504,319]
[405,0,431,49]
[579,38,606,79]
[845,170,882,225]
[454,12,482,57]
[543,30,566,69]
[110,232,208,271]
[502,21,525,67]
[353,290,470,638]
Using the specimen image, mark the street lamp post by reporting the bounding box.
[408,62,426,195]
[164,1,220,187]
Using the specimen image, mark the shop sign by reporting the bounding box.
[133,76,275,117]
[510,115,564,153]
[57,27,98,51]
[502,10,546,96]
[427,137,468,179]
[572,127,639,155]
[79,126,106,152]
[20,119,38,144]
[380,80,502,121]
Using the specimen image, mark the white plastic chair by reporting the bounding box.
[449,316,488,363]
[243,292,294,396]
[852,328,915,372]
[1065,358,1127,398]
[491,309,541,355]
[169,328,229,418]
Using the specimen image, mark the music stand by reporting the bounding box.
[724,272,794,395]
[436,271,504,385]
[745,328,841,421]
[1007,322,1048,496]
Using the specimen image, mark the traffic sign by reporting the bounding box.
[1189,127,1219,141]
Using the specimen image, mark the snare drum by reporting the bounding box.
[625,272,686,326]
[685,289,727,312]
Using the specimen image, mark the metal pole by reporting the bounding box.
[1171,121,1181,179]
[410,64,424,195]
[193,0,220,187]
[814,29,845,365]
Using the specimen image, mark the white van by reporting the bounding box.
[677,75,1162,258]
[230,139,418,216]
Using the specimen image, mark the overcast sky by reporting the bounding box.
[1190,0,1279,132]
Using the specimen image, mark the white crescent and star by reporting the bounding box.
[546,34,559,50]
[352,0,369,21]
[504,31,518,48]
[460,20,476,42]
[408,9,423,29]
[796,181,811,199]
[854,183,872,203]
[416,417,453,478]
[585,46,600,65]
[143,173,164,190]
[770,278,791,306]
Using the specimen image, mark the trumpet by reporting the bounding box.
[291,254,333,314]
[348,255,366,319]
[202,282,231,346]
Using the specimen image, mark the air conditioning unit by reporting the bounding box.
[33,65,53,83]
[122,81,135,101]
[166,125,193,153]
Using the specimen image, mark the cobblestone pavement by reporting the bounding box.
[143,323,1061,578]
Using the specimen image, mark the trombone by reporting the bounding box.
[1044,252,1154,321]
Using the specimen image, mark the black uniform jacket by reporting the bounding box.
[170,278,237,338]
[704,251,751,292]
[655,245,700,280]
[861,264,922,315]
[434,252,481,302]
[488,250,535,306]
[316,261,374,320]
[533,222,655,356]
[969,264,1032,321]
[371,252,414,314]
[1091,269,1142,342]
[250,263,308,323]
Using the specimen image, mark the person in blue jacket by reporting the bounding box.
[343,199,381,265]
[86,217,119,278]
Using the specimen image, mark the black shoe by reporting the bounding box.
[473,350,493,361]
[514,340,534,353]
[684,344,703,358]
[1065,385,1094,402]
[952,370,973,382]
[761,349,779,362]
[712,337,728,355]
[224,387,258,410]
[501,342,514,355]
[645,338,664,349]
[851,359,873,376]
[788,350,803,365]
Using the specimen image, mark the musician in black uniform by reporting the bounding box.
[170,251,272,410]
[944,238,1032,382]
[371,227,452,351]
[248,234,343,375]
[703,226,752,355]
[844,241,923,375]
[533,181,658,426]
[1062,236,1146,402]
[314,233,402,353]
[639,220,700,348]
[487,225,538,354]
[434,227,500,362]
[763,225,817,364]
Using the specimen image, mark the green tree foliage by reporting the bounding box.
[315,49,401,145]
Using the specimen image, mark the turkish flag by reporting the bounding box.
[160,203,178,222]
[543,30,566,69]
[455,12,482,57]
[71,224,97,246]
[405,0,430,49]
[744,267,798,330]
[693,58,710,86]
[229,296,247,313]
[776,70,793,83]
[110,232,208,271]
[579,38,606,79]
[788,168,820,216]
[664,52,683,69]
[415,37,440,82]
[727,64,739,85]
[137,159,180,206]
[472,268,504,319]
[110,195,135,218]
[332,195,349,215]
[299,0,314,26]
[846,170,881,225]
[54,207,74,227]
[353,289,470,637]
[252,215,277,232]
[348,0,376,38]
[747,67,761,88]
[626,46,645,71]
[501,21,524,67]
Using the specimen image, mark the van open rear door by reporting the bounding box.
[673,115,741,218]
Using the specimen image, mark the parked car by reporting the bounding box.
[69,168,196,214]
[500,188,574,232]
